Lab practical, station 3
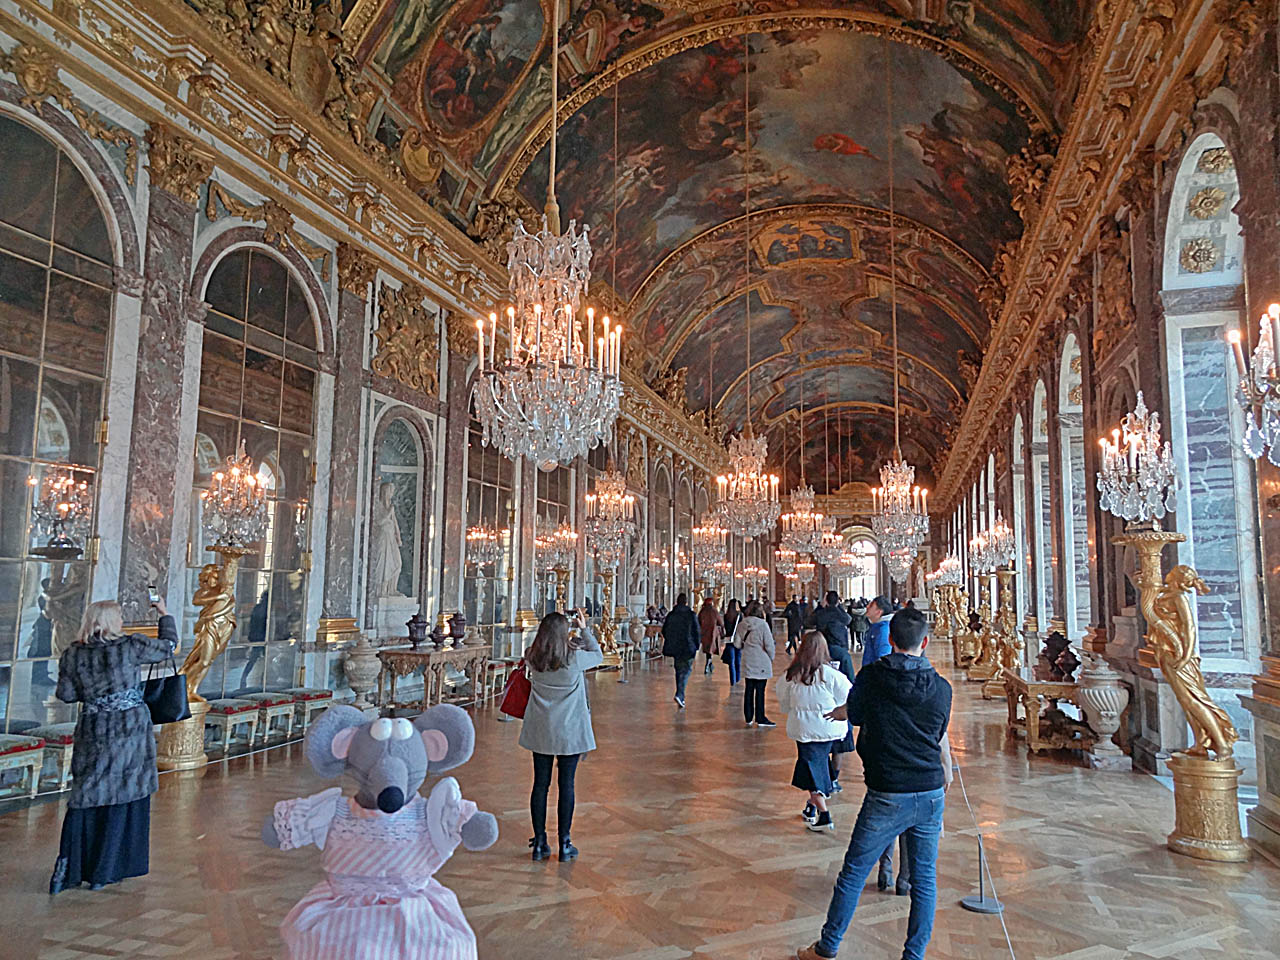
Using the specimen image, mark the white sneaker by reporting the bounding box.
[674,696,685,709]
[745,720,756,728]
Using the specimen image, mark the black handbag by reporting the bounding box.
[144,656,191,724]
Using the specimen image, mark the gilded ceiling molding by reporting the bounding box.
[491,11,1050,198]
[206,181,333,282]
[0,41,138,184]
[932,0,1262,510]
[373,282,440,397]
[145,122,213,203]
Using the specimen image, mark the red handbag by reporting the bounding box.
[499,660,531,719]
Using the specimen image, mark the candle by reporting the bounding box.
[598,336,605,370]
[488,312,497,366]
[586,308,595,367]
[507,306,516,357]
[533,303,542,357]
[1227,329,1247,377]
[476,318,484,366]
[922,489,928,513]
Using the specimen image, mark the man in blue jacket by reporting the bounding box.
[860,595,893,667]
[797,606,952,960]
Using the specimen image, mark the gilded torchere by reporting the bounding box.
[156,544,248,772]
[967,576,1000,682]
[983,568,1021,699]
[1113,528,1248,861]
[598,570,620,668]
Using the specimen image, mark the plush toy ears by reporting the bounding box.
[305,705,368,779]
[413,703,475,772]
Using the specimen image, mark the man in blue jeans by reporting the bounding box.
[797,605,953,960]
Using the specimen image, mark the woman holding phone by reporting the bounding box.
[519,609,603,863]
[49,596,178,894]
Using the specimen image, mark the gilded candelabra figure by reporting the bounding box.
[181,547,246,701]
[983,568,1021,698]
[1148,565,1237,759]
[967,579,1000,681]
[598,570,619,668]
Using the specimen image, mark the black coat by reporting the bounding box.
[57,616,178,808]
[661,604,700,660]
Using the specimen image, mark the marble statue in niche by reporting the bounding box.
[370,481,405,598]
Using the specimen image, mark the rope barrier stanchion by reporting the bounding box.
[959,835,1005,914]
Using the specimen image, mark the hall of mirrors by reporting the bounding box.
[1,1,1279,958]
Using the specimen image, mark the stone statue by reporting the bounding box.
[910,554,927,599]
[627,519,647,598]
[182,558,238,701]
[1148,565,1238,759]
[370,481,404,597]
[44,562,88,658]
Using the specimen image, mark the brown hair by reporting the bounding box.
[743,599,764,619]
[785,630,831,685]
[527,612,572,672]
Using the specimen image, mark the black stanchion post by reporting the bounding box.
[959,835,1004,914]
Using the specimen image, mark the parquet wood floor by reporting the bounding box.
[2,655,1279,959]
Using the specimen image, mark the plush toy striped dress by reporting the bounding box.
[271,777,479,960]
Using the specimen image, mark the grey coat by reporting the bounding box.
[732,615,776,680]
[518,627,604,756]
[56,615,178,808]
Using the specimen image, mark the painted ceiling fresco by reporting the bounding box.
[347,2,1087,482]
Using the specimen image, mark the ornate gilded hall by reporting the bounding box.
[1,0,1280,957]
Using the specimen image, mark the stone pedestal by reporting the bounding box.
[1242,656,1280,858]
[1167,752,1249,862]
[156,700,210,771]
[372,596,420,640]
[342,633,382,716]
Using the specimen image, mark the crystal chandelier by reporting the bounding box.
[535,515,579,573]
[969,530,995,574]
[780,483,825,555]
[1096,391,1177,526]
[795,557,816,585]
[1227,302,1280,462]
[717,37,780,540]
[466,525,503,568]
[870,54,930,563]
[28,466,92,555]
[774,546,797,578]
[736,565,768,593]
[200,439,269,547]
[986,512,1015,569]
[584,466,635,569]
[691,514,728,575]
[711,558,734,588]
[885,545,914,583]
[814,527,844,566]
[931,553,964,587]
[472,0,621,466]
[717,432,780,538]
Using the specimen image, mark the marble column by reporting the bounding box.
[438,314,473,618]
[320,244,375,628]
[117,125,212,622]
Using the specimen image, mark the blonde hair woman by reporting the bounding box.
[49,596,178,894]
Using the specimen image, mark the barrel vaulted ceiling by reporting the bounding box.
[351,2,1089,493]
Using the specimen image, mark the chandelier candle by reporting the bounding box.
[1225,302,1280,461]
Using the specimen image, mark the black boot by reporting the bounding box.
[896,878,912,897]
[558,835,579,861]
[877,862,891,892]
[529,834,551,862]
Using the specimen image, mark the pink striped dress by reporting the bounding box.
[272,777,480,960]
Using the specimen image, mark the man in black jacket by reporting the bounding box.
[783,595,804,654]
[797,606,952,960]
[660,593,700,709]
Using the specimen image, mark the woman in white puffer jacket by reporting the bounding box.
[776,631,853,832]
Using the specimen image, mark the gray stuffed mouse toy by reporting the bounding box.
[262,703,497,959]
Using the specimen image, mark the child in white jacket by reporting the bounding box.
[776,631,853,832]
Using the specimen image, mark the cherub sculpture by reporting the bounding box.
[263,704,498,959]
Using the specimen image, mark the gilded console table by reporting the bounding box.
[376,644,491,713]
[1005,672,1097,755]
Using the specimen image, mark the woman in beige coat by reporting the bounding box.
[732,599,776,727]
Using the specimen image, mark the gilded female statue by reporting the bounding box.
[1147,565,1237,759]
[182,560,237,701]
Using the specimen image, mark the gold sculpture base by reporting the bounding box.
[967,659,999,682]
[156,700,211,772]
[1166,752,1249,862]
[981,674,1006,699]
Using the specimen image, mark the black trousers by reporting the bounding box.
[531,752,581,838]
[744,678,769,722]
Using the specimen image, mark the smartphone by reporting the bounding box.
[147,584,161,605]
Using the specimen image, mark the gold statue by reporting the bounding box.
[1146,565,1237,759]
[182,557,239,701]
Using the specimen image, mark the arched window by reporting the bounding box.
[1058,335,1089,640]
[378,418,423,599]
[190,248,319,698]
[1031,380,1053,629]
[0,115,116,735]
[651,465,672,607]
[846,535,877,601]
[1160,135,1260,668]
[675,477,693,599]
[535,461,574,613]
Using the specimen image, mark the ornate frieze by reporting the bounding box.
[0,41,138,184]
[206,181,332,281]
[444,309,477,360]
[372,283,440,397]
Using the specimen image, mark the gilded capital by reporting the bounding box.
[336,242,377,296]
[145,123,213,204]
